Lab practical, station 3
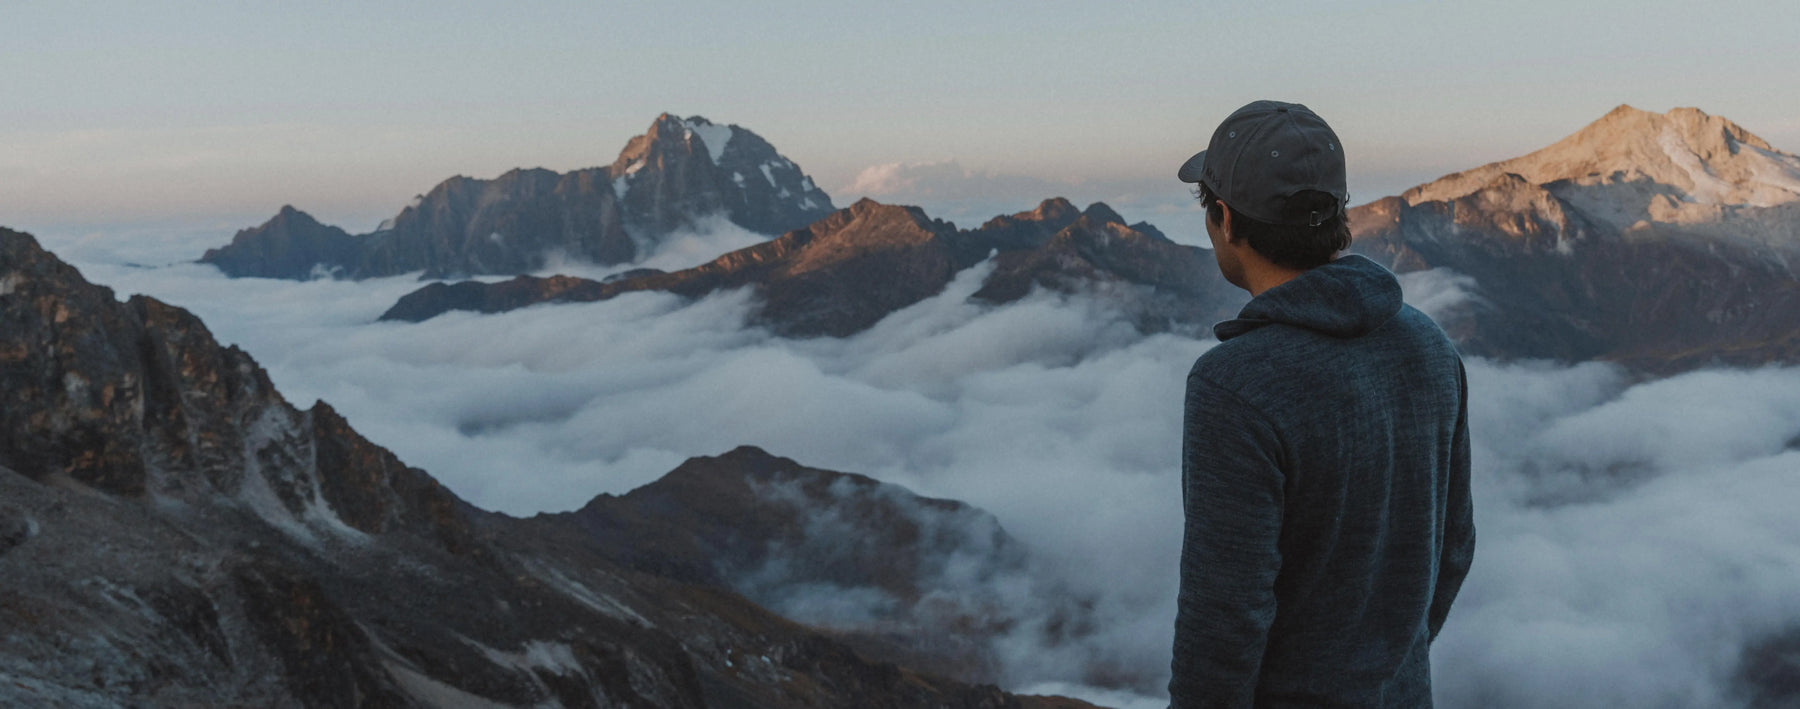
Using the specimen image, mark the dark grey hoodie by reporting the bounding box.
[1169,255,1474,708]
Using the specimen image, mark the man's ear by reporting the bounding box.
[1218,201,1236,243]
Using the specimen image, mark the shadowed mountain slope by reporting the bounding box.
[379,197,1246,338]
[199,114,834,280]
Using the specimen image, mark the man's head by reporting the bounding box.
[1179,101,1351,289]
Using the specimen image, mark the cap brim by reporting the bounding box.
[1177,150,1207,184]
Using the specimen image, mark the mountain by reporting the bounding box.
[552,446,1105,688]
[195,205,363,280]
[1349,105,1800,371]
[378,197,1246,337]
[199,114,835,280]
[376,106,1800,371]
[0,226,1092,708]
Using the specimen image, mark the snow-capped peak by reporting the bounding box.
[681,116,734,165]
[1404,105,1800,209]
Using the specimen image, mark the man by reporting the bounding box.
[1169,101,1475,708]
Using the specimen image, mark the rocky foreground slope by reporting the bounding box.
[1348,105,1800,372]
[1,227,1097,708]
[379,197,1246,338]
[199,114,835,280]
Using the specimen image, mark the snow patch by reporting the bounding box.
[800,176,815,193]
[612,175,629,201]
[236,407,368,544]
[385,661,516,709]
[1659,127,1735,204]
[682,119,733,164]
[759,163,777,186]
[523,560,654,627]
[488,232,504,245]
[1744,144,1800,206]
[732,172,746,187]
[0,272,20,295]
[624,159,647,176]
[464,635,586,677]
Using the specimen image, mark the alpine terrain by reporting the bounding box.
[199,114,834,280]
[1349,105,1800,372]
[379,197,1247,338]
[0,227,1098,708]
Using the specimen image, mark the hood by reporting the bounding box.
[1214,254,1404,341]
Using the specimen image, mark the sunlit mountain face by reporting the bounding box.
[1350,105,1800,373]
[7,107,1800,708]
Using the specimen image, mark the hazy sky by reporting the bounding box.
[5,1,1799,237]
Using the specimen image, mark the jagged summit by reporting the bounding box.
[1405,105,1800,211]
[202,114,835,280]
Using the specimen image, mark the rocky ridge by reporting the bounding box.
[200,114,834,280]
[1,226,1095,708]
[378,197,1246,338]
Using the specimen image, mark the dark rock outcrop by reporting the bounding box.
[380,197,1247,338]
[200,114,834,280]
[199,205,361,279]
[0,226,1076,708]
[1348,105,1800,372]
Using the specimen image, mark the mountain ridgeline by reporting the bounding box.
[379,196,1247,338]
[199,114,835,279]
[0,228,1096,707]
[376,105,1800,374]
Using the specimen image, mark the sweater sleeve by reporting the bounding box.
[1169,374,1287,709]
[1428,360,1476,643]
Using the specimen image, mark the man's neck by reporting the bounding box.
[1242,261,1307,297]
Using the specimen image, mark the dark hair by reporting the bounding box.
[1196,183,1351,270]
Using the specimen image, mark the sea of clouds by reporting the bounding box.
[30,218,1800,708]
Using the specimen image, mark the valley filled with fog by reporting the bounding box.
[37,220,1800,708]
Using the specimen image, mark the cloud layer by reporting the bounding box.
[32,223,1800,707]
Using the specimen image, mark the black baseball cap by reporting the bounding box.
[1178,100,1348,227]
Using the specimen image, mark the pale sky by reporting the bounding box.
[5,0,1798,239]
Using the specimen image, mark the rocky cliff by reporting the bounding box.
[199,114,835,280]
[1349,105,1800,372]
[1,226,1091,708]
[379,197,1246,338]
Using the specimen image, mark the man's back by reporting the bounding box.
[1170,254,1474,707]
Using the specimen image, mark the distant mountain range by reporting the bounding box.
[0,228,1097,708]
[380,196,1246,338]
[379,105,1800,375]
[198,114,835,279]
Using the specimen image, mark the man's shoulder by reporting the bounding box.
[1187,332,1289,402]
[1189,304,1461,395]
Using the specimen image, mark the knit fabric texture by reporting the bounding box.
[1170,254,1475,708]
